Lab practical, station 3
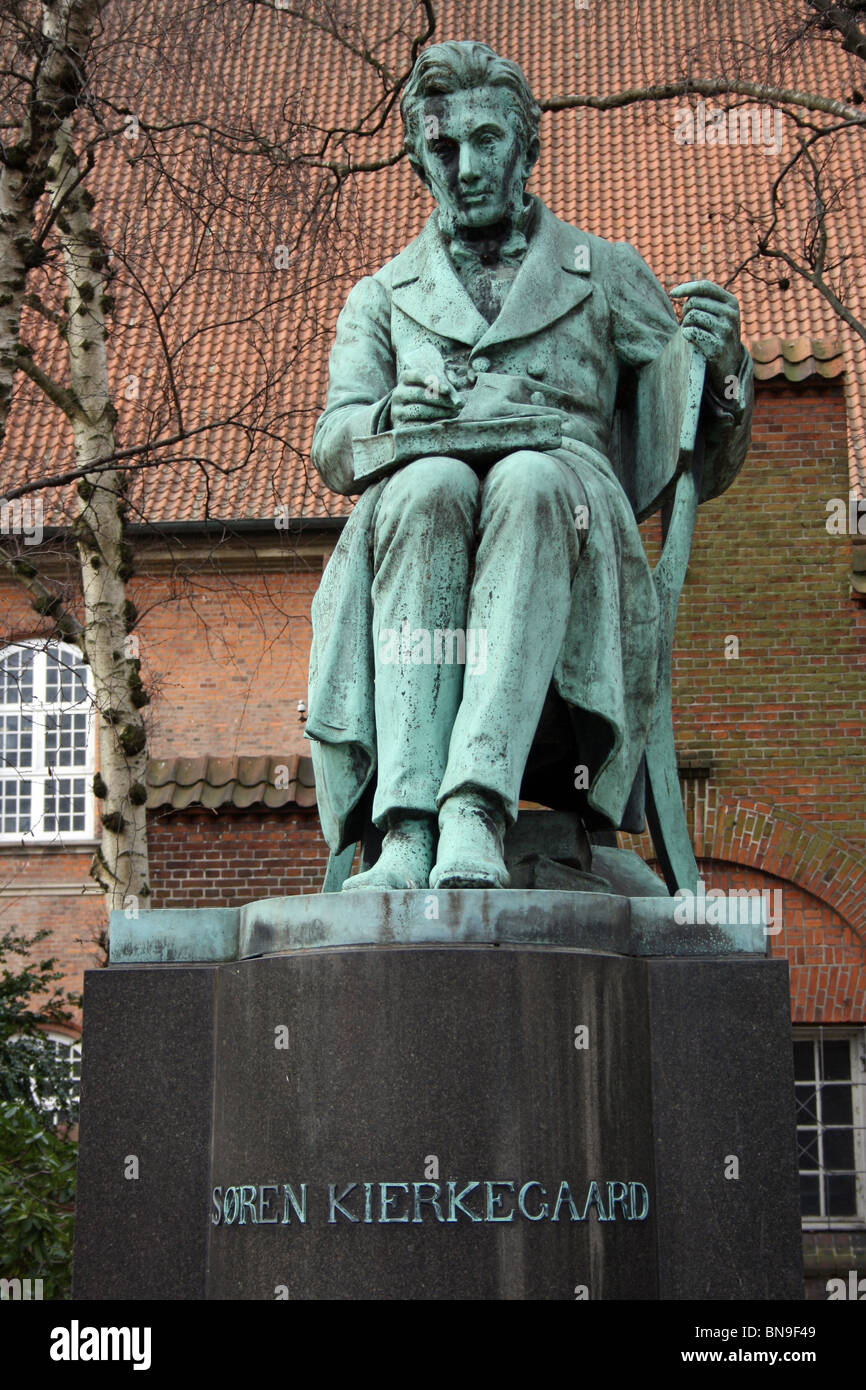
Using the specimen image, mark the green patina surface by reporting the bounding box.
[109,895,768,964]
[305,41,752,894]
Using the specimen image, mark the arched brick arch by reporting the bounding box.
[621,785,866,1020]
[622,783,866,944]
[619,783,866,1023]
[697,863,866,1022]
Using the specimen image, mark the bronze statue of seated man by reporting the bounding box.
[306,41,751,891]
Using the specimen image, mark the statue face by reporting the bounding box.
[416,85,536,233]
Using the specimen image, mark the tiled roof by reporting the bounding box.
[146,754,316,813]
[751,337,845,383]
[4,0,865,523]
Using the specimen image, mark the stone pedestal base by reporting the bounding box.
[73,894,802,1300]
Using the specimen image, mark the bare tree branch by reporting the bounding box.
[543,77,866,124]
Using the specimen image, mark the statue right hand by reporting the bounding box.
[390,367,463,425]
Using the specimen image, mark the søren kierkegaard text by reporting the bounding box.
[210,1179,650,1227]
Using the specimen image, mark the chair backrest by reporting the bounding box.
[609,330,706,522]
[621,333,707,893]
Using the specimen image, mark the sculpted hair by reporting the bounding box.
[401,41,541,166]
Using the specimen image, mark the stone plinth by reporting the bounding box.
[73,892,803,1301]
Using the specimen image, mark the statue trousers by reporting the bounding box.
[370,448,587,827]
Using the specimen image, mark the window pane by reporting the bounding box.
[0,645,92,842]
[825,1173,857,1216]
[0,778,32,834]
[795,1084,817,1122]
[43,777,88,835]
[823,1127,855,1170]
[799,1173,820,1216]
[821,1040,852,1081]
[0,713,34,770]
[797,1130,819,1169]
[44,648,88,705]
[822,1085,853,1126]
[45,712,89,769]
[0,648,34,705]
[51,1037,82,1109]
[795,1033,863,1224]
[793,1041,815,1081]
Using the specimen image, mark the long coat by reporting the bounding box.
[306,196,753,853]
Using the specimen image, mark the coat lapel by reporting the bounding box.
[475,200,594,351]
[390,198,595,350]
[391,218,490,346]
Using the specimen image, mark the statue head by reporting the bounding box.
[400,41,541,236]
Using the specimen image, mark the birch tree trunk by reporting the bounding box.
[0,0,105,452]
[47,124,149,914]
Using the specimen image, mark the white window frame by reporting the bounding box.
[795,1027,866,1230]
[43,1030,82,1116]
[7,1028,82,1119]
[0,639,95,843]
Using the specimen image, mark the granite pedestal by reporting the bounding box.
[73,890,803,1300]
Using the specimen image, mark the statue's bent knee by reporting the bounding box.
[375,454,480,541]
[481,449,576,520]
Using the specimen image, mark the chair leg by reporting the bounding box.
[322,843,357,892]
[645,430,704,896]
[645,729,700,894]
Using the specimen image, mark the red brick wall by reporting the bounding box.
[0,847,105,1025]
[699,860,866,1023]
[146,808,331,907]
[0,551,323,765]
[130,558,321,762]
[643,380,863,847]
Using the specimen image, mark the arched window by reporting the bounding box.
[0,641,95,842]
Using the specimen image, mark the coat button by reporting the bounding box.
[473,355,491,373]
[529,361,546,378]
[530,390,546,405]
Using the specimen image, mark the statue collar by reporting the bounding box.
[439,198,538,269]
[390,197,594,349]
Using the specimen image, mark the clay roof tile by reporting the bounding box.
[5,0,864,517]
[145,754,316,813]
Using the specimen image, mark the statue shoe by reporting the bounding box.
[342,813,436,891]
[429,789,511,890]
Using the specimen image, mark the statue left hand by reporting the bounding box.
[669,280,742,396]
